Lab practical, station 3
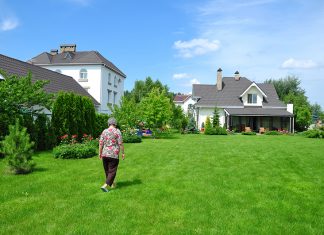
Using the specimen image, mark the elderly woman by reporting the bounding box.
[99,117,125,192]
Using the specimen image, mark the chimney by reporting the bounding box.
[234,71,240,81]
[217,68,223,90]
[60,44,76,53]
[50,49,58,55]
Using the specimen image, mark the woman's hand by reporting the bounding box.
[122,153,125,160]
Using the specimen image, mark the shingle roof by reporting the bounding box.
[224,107,293,117]
[29,51,126,78]
[192,77,286,108]
[174,94,191,102]
[0,54,100,105]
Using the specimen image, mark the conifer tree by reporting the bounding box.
[1,119,35,174]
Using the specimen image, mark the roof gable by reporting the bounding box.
[240,82,267,98]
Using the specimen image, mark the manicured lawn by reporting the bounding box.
[0,134,323,234]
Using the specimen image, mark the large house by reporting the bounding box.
[28,44,126,114]
[173,94,195,114]
[189,68,294,132]
[0,53,99,114]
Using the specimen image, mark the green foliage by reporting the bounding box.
[1,119,35,174]
[302,129,324,138]
[170,105,188,131]
[0,70,53,136]
[204,117,213,135]
[265,131,283,135]
[110,96,140,130]
[34,114,56,150]
[186,116,198,133]
[241,131,257,135]
[53,143,97,159]
[204,125,227,135]
[122,128,142,143]
[265,76,312,131]
[311,103,323,122]
[52,92,96,141]
[140,88,172,129]
[94,113,110,138]
[212,107,220,127]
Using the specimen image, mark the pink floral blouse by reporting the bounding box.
[99,127,123,159]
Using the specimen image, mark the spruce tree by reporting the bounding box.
[1,119,35,174]
[212,107,220,127]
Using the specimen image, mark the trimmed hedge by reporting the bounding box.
[53,143,97,159]
[123,135,142,143]
[265,131,283,135]
[205,126,228,135]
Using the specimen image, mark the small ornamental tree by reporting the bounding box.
[204,116,213,135]
[1,119,35,174]
[212,107,220,127]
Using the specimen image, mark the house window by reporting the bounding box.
[113,92,117,104]
[80,69,87,79]
[55,69,62,74]
[107,89,112,104]
[108,73,112,85]
[248,94,257,104]
[114,76,117,88]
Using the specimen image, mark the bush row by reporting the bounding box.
[205,126,228,135]
[241,131,257,135]
[53,142,97,159]
[264,131,283,135]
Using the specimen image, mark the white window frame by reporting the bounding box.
[248,94,257,104]
[79,69,88,81]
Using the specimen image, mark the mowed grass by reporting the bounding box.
[0,134,323,234]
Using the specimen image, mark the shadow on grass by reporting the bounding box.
[116,179,142,189]
[33,167,48,172]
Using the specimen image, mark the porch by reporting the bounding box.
[224,108,294,133]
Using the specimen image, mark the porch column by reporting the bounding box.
[227,115,230,129]
[292,117,295,133]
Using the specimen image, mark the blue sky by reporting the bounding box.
[1,0,323,108]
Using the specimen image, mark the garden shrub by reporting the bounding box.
[302,129,323,138]
[122,128,142,143]
[265,131,283,135]
[53,143,97,159]
[204,117,213,135]
[94,113,110,138]
[241,131,257,135]
[1,119,35,174]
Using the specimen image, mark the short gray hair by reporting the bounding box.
[108,117,117,126]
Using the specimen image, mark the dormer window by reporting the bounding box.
[248,94,257,104]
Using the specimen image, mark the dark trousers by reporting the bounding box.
[102,157,119,186]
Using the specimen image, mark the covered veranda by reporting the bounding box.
[224,108,294,133]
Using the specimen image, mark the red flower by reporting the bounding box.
[83,134,88,137]
[72,134,77,138]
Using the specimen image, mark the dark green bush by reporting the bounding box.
[241,131,257,135]
[204,126,228,135]
[53,143,97,159]
[302,129,323,138]
[265,131,283,135]
[94,113,110,138]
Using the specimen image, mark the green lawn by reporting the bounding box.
[0,134,323,234]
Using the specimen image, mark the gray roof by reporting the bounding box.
[192,77,286,108]
[29,51,126,78]
[0,54,100,105]
[225,107,293,117]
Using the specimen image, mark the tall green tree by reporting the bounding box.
[110,96,140,129]
[0,70,52,136]
[265,75,312,131]
[140,88,172,129]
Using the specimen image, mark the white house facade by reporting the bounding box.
[29,44,126,114]
[173,94,196,114]
[190,69,294,133]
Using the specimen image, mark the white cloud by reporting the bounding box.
[173,38,220,58]
[172,73,191,79]
[0,17,19,31]
[281,58,318,69]
[190,78,200,85]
